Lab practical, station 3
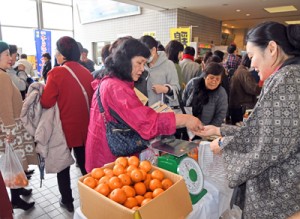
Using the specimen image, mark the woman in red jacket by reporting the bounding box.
[41,36,93,212]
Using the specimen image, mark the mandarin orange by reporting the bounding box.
[109,188,127,204]
[83,176,97,189]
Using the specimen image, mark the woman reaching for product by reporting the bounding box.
[195,22,300,219]
[85,38,203,172]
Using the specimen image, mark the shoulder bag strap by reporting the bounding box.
[96,85,129,127]
[63,65,90,113]
[96,85,108,125]
[96,86,104,113]
[176,90,186,114]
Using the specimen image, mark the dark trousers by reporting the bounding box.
[10,188,21,203]
[57,146,86,204]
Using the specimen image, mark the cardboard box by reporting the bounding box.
[78,163,192,219]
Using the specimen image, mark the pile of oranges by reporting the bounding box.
[82,156,174,210]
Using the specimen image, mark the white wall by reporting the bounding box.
[73,7,177,52]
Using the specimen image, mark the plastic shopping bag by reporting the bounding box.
[0,141,28,188]
[220,205,242,219]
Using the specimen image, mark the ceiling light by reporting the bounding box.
[264,5,297,13]
[236,9,241,12]
[246,14,250,16]
[285,20,300,24]
[223,24,228,26]
[231,26,235,28]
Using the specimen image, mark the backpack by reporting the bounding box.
[26,76,34,87]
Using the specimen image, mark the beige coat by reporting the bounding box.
[21,82,74,173]
[0,71,37,170]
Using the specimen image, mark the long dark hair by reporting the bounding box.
[246,21,300,57]
[105,38,150,81]
[192,62,225,117]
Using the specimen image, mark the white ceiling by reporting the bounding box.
[115,0,300,29]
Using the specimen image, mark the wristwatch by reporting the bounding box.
[218,137,223,148]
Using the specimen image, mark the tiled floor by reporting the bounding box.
[8,163,82,219]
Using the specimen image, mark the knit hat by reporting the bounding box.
[0,41,9,54]
[56,36,80,61]
[15,59,31,75]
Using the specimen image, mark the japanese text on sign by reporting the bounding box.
[170,27,191,46]
[143,31,156,39]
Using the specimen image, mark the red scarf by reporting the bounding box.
[258,65,281,87]
[182,54,194,61]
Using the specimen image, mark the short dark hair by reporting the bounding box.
[9,45,18,54]
[109,36,133,54]
[241,54,251,68]
[203,51,213,64]
[213,50,224,60]
[206,55,222,64]
[20,54,27,59]
[165,40,184,64]
[157,43,165,51]
[139,35,158,50]
[82,48,88,53]
[42,52,51,60]
[246,21,300,57]
[227,44,237,54]
[101,44,111,63]
[204,62,225,77]
[105,38,150,81]
[183,46,195,56]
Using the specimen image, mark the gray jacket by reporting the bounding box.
[20,82,74,173]
[182,76,228,126]
[7,68,27,91]
[144,51,180,106]
[179,58,201,84]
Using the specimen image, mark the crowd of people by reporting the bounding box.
[0,21,299,219]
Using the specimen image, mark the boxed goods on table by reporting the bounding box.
[78,157,192,219]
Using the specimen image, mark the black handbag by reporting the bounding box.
[96,86,148,156]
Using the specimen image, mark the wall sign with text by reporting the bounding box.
[170,27,191,46]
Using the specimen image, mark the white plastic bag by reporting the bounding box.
[198,141,226,180]
[220,205,242,219]
[0,141,28,188]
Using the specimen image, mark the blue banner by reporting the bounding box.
[35,30,51,76]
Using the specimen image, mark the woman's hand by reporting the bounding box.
[194,125,220,137]
[185,115,204,133]
[152,84,168,94]
[210,138,222,154]
[175,114,204,132]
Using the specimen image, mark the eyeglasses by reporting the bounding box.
[206,75,221,82]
